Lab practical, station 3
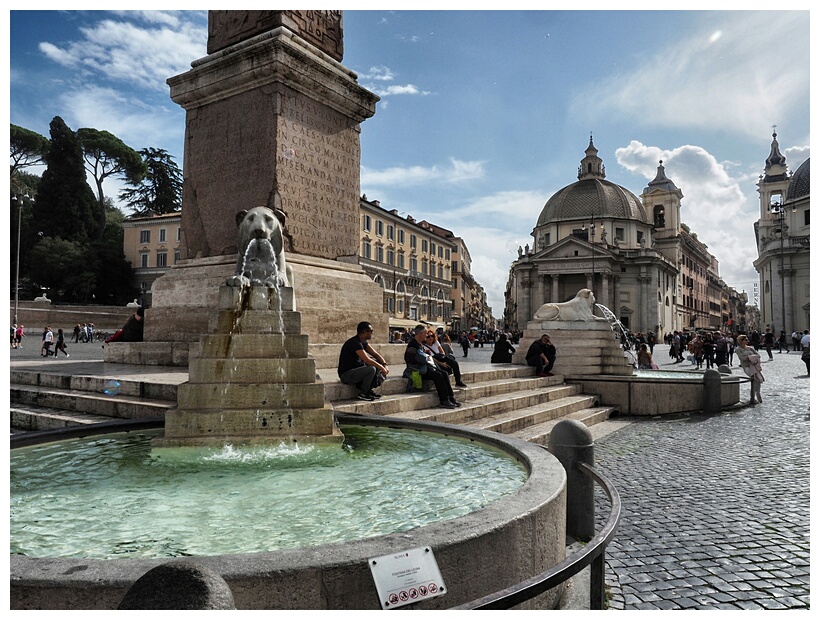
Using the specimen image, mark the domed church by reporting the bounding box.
[505,136,744,335]
[752,131,810,334]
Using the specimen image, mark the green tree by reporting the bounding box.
[10,124,49,179]
[33,116,102,241]
[26,237,89,301]
[77,128,147,241]
[119,148,182,215]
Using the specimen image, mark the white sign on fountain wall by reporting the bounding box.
[369,546,447,609]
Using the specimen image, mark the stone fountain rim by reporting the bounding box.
[10,414,566,601]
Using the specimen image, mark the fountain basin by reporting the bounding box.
[567,370,743,415]
[10,415,567,610]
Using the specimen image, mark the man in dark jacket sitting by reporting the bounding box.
[526,333,556,377]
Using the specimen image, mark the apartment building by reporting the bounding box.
[121,211,182,306]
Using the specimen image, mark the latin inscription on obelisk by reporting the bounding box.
[275,90,361,258]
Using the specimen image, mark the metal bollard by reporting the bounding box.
[702,369,722,414]
[549,419,594,541]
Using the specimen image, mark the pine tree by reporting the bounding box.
[33,117,102,241]
[119,148,182,215]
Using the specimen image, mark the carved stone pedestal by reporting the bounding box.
[156,285,343,447]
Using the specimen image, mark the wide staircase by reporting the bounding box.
[10,360,615,447]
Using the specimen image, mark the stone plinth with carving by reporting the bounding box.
[156,285,343,446]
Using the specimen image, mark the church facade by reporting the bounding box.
[752,132,810,335]
[505,137,746,335]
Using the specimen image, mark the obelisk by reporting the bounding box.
[141,10,386,357]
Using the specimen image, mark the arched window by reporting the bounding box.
[437,289,445,300]
[421,286,429,297]
[653,205,665,228]
[374,274,383,288]
[396,280,406,294]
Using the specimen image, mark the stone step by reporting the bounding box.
[389,394,597,428]
[177,382,325,410]
[331,377,568,417]
[510,406,614,446]
[378,386,584,427]
[188,357,317,383]
[11,404,122,432]
[10,384,175,420]
[10,369,179,401]
[320,364,544,401]
[462,394,597,435]
[198,333,310,358]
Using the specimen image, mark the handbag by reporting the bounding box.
[801,348,810,362]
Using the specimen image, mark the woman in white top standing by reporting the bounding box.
[735,334,764,405]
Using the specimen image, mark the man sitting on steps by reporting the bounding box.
[526,333,556,377]
[338,321,390,401]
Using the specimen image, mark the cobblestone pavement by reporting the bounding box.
[593,351,811,610]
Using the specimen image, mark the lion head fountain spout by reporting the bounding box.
[226,205,294,290]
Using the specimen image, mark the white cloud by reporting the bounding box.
[39,13,207,92]
[367,84,431,97]
[359,64,430,97]
[614,140,759,293]
[573,12,809,138]
[361,65,395,81]
[58,85,182,152]
[362,158,485,186]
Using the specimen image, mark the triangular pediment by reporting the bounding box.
[535,235,614,260]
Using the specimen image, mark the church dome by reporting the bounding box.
[536,178,649,226]
[786,157,810,201]
[536,136,650,227]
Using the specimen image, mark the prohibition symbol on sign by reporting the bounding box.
[429,583,439,593]
[399,591,409,602]
[389,593,399,605]
[409,588,418,599]
[419,585,428,596]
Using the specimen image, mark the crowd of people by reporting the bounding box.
[10,309,146,357]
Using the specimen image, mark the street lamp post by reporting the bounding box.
[771,203,788,337]
[13,193,29,326]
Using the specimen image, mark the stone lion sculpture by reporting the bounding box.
[533,288,605,321]
[226,206,293,288]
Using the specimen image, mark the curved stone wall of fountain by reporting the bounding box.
[10,418,568,610]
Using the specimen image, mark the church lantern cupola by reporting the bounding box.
[577,134,606,181]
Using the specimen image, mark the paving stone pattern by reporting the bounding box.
[593,352,810,610]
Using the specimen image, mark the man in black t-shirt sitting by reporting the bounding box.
[338,321,390,401]
[526,334,557,377]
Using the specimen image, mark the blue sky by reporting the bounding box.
[7,8,811,317]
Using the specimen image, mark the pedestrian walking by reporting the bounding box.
[459,331,470,358]
[800,330,810,376]
[763,328,774,360]
[41,326,54,357]
[54,328,69,357]
[736,334,764,405]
